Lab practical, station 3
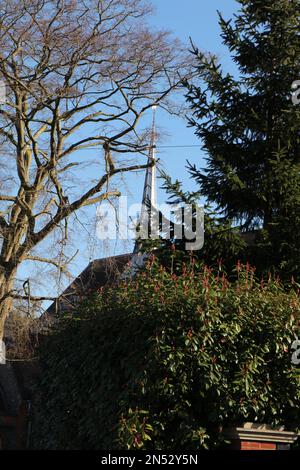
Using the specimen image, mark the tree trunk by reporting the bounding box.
[0,271,16,341]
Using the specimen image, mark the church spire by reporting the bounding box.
[141,105,157,212]
[133,105,158,254]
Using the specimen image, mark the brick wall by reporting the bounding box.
[240,441,276,450]
[224,423,299,450]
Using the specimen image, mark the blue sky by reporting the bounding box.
[111,0,239,245]
[90,1,239,252]
[148,0,239,200]
[120,0,239,217]
[18,0,240,302]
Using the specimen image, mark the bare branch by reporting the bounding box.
[0,195,16,202]
[0,0,190,338]
[26,255,69,272]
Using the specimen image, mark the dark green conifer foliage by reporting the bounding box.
[186,0,300,231]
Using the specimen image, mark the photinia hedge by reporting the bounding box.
[34,259,300,449]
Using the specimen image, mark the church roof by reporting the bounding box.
[44,253,132,317]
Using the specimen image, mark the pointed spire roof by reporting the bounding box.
[133,106,158,254]
[141,105,157,213]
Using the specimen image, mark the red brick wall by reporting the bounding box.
[240,441,276,450]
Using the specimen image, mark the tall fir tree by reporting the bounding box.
[182,0,300,278]
[186,0,300,231]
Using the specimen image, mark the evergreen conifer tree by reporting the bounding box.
[185,0,300,277]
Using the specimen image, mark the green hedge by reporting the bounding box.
[34,260,300,449]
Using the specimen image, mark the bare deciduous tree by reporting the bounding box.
[0,0,189,338]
